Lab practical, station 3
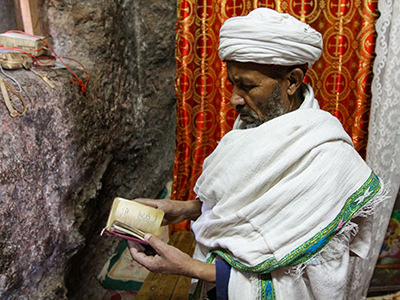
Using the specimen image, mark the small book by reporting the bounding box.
[101,197,165,246]
[0,32,49,56]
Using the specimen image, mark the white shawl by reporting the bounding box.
[190,85,383,299]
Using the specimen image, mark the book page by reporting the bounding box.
[111,197,164,235]
[112,221,146,239]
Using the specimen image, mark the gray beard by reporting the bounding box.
[244,116,264,129]
[243,86,285,129]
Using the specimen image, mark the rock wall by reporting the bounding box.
[0,0,177,299]
[0,0,17,32]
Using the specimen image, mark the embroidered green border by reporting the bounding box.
[191,172,381,300]
[260,274,275,300]
[211,171,381,274]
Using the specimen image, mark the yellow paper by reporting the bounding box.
[105,197,164,237]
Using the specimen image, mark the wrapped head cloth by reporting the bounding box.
[219,8,323,68]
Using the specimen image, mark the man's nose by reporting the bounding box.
[230,89,245,107]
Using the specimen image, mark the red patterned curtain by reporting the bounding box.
[172,0,378,231]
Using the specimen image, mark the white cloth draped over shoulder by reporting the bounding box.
[190,84,384,300]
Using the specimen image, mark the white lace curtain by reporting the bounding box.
[348,0,400,298]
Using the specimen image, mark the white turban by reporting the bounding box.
[219,8,323,68]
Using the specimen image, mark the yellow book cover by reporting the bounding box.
[101,197,165,245]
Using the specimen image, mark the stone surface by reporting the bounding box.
[0,0,177,299]
[0,0,17,32]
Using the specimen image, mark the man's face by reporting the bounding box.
[226,61,291,128]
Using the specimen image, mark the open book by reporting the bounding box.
[101,197,165,246]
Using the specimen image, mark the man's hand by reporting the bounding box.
[128,234,216,282]
[133,198,202,225]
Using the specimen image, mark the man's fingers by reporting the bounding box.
[128,240,156,266]
[130,248,155,267]
[127,240,145,252]
[144,234,167,255]
[133,198,159,208]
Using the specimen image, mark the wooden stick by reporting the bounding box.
[18,0,41,35]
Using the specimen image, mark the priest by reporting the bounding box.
[128,8,385,300]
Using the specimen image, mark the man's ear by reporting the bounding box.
[286,68,305,96]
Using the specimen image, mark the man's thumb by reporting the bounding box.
[144,234,163,251]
